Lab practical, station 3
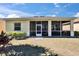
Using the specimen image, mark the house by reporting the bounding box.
[0,16,79,37]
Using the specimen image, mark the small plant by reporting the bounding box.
[0,31,13,48]
[44,48,58,56]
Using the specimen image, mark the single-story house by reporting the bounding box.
[0,16,79,37]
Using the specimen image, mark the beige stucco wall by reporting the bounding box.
[6,20,30,36]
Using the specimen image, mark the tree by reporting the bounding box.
[0,31,13,48]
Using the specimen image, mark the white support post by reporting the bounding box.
[48,20,52,36]
[27,21,30,36]
[60,21,62,37]
[70,20,74,37]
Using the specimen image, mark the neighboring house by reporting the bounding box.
[0,20,6,32]
[0,16,79,37]
[62,18,79,31]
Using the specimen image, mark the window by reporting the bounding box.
[30,21,36,36]
[42,21,48,36]
[52,21,61,36]
[14,23,21,31]
[52,21,60,30]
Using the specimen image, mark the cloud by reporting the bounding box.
[46,14,56,17]
[7,14,20,18]
[51,14,56,17]
[9,3,26,7]
[35,12,41,15]
[74,12,79,17]
[53,3,60,7]
[0,5,35,18]
[0,14,20,18]
[0,14,5,18]
[63,4,71,8]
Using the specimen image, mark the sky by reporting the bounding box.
[0,3,79,18]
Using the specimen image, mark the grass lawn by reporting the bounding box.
[9,38,79,56]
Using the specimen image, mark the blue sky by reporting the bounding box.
[0,3,79,18]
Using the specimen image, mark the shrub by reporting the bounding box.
[74,31,79,37]
[62,31,70,36]
[62,31,79,37]
[7,32,26,40]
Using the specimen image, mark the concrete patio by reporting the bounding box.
[9,38,79,56]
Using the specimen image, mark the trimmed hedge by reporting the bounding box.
[62,31,79,37]
[74,31,79,37]
[7,32,26,40]
[62,31,70,36]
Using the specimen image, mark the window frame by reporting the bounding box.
[14,23,21,31]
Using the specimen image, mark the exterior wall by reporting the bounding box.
[6,19,73,37]
[5,18,79,37]
[6,19,52,36]
[0,17,77,37]
[6,20,30,36]
[0,20,6,33]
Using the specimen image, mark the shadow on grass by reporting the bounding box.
[14,37,29,40]
[0,44,58,56]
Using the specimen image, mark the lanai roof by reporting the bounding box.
[0,16,77,21]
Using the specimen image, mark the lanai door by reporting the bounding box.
[36,23,42,36]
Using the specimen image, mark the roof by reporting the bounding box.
[0,16,77,21]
